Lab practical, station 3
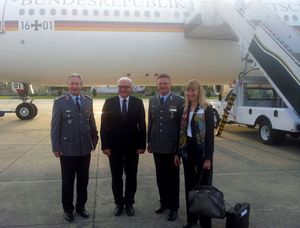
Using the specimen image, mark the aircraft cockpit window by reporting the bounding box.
[293,15,298,22]
[104,10,109,17]
[39,9,45,16]
[144,11,150,17]
[50,9,56,16]
[93,10,99,16]
[135,11,140,17]
[72,9,78,16]
[155,11,160,17]
[28,9,35,16]
[83,9,88,16]
[124,10,130,17]
[61,9,67,16]
[174,12,180,18]
[114,10,120,17]
[284,15,289,21]
[19,9,25,16]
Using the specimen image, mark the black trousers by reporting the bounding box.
[60,154,91,213]
[153,153,180,210]
[109,150,139,206]
[182,138,212,228]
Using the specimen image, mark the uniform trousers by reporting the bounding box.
[109,150,139,206]
[153,153,180,210]
[60,154,91,213]
[182,138,212,228]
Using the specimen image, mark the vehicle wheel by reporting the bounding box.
[16,103,35,120]
[212,109,221,129]
[258,119,285,145]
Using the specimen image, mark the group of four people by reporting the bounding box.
[51,73,215,228]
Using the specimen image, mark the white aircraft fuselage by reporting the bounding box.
[0,0,299,85]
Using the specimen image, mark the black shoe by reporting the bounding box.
[114,205,123,216]
[167,210,178,221]
[125,205,135,216]
[76,209,89,218]
[183,223,194,228]
[155,205,166,214]
[64,212,74,222]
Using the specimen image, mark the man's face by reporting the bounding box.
[68,76,82,96]
[157,77,171,96]
[118,79,132,98]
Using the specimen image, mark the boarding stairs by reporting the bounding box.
[186,0,300,116]
[217,0,300,116]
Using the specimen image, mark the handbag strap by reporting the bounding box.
[197,167,212,186]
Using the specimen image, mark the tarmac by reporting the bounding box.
[0,99,299,228]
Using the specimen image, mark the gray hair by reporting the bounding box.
[117,77,133,86]
[68,73,82,82]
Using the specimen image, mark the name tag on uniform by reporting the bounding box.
[169,108,177,112]
[197,109,204,114]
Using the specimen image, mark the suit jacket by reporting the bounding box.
[148,92,184,154]
[100,96,146,152]
[51,93,99,156]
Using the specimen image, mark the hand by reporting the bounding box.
[54,151,63,158]
[147,143,152,153]
[203,159,211,170]
[102,149,111,157]
[137,149,145,154]
[174,155,181,167]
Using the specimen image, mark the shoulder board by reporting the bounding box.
[83,95,93,100]
[54,95,65,101]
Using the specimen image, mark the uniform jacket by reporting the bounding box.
[148,92,184,154]
[100,96,146,152]
[51,93,99,156]
[179,104,214,160]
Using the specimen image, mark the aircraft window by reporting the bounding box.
[293,15,298,21]
[155,11,160,17]
[174,12,180,18]
[61,9,67,15]
[72,9,78,16]
[50,9,56,16]
[104,10,109,16]
[83,9,88,16]
[19,9,25,16]
[39,9,45,16]
[124,10,130,17]
[28,9,35,16]
[114,10,120,17]
[93,10,99,16]
[144,11,150,17]
[135,11,140,17]
[283,15,289,21]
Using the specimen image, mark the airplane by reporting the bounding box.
[0,0,299,119]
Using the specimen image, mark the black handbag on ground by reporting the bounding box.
[226,203,250,228]
[188,169,226,219]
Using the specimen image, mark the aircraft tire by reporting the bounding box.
[30,103,38,118]
[16,103,35,120]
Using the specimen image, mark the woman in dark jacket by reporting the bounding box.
[174,79,215,228]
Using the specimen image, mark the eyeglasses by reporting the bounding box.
[118,86,131,90]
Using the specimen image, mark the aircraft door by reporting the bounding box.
[0,0,9,33]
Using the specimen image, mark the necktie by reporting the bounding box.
[122,99,127,119]
[160,96,164,105]
[75,97,80,112]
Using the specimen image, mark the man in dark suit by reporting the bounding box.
[100,77,146,217]
[148,73,184,221]
[51,73,99,222]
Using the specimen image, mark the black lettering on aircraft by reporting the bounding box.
[21,20,53,31]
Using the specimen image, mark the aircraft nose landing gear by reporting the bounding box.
[16,102,38,120]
